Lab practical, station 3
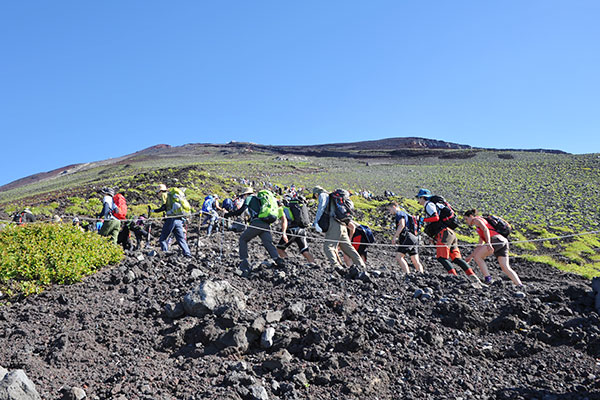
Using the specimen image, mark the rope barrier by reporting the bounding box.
[3,211,600,250]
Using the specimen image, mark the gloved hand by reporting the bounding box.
[314,223,323,233]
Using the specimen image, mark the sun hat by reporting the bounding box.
[156,183,167,193]
[240,187,254,196]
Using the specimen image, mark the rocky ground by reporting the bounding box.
[1,227,600,400]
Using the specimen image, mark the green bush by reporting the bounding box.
[0,223,123,297]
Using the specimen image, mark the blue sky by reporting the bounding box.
[1,1,599,186]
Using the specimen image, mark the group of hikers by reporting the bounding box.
[10,182,523,287]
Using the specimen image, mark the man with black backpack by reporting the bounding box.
[312,186,365,268]
[416,188,481,285]
[388,202,424,274]
[224,187,286,272]
[463,209,523,286]
[277,195,316,264]
[12,208,36,225]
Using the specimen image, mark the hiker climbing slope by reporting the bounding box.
[224,187,286,272]
[388,201,424,274]
[416,188,482,285]
[152,184,192,257]
[97,187,121,244]
[313,186,365,268]
[277,195,316,264]
[463,209,523,286]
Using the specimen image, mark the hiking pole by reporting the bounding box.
[220,216,224,261]
[195,215,201,257]
[146,206,152,247]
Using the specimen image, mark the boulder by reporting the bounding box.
[183,280,247,317]
[0,369,42,400]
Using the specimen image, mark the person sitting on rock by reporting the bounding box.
[224,187,286,272]
[463,209,523,286]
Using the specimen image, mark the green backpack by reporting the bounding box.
[167,188,192,216]
[256,189,279,224]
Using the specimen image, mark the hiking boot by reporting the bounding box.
[468,274,483,289]
[275,257,286,269]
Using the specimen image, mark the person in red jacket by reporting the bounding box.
[463,209,523,286]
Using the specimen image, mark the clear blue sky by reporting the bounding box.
[1,1,599,186]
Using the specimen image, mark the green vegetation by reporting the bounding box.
[1,147,600,280]
[0,224,123,297]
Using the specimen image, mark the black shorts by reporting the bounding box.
[277,227,309,253]
[491,235,509,258]
[397,232,418,256]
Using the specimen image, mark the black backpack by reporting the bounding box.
[428,195,459,230]
[329,189,353,224]
[483,215,511,238]
[287,198,310,228]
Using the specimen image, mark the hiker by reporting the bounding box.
[344,222,372,266]
[12,208,36,225]
[313,186,365,268]
[152,184,192,257]
[201,194,223,236]
[416,188,481,285]
[72,217,85,232]
[97,187,121,244]
[463,209,523,286]
[388,202,424,273]
[224,187,286,271]
[277,196,316,264]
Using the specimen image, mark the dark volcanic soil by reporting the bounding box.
[1,228,599,400]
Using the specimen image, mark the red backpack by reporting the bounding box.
[112,193,128,220]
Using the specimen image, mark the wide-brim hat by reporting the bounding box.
[312,186,325,195]
[240,187,254,196]
[156,183,167,193]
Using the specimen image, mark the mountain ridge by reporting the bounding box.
[0,137,567,193]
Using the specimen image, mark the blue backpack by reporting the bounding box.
[202,195,215,213]
[222,198,234,212]
[359,225,375,244]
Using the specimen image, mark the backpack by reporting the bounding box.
[483,215,512,238]
[202,195,215,213]
[167,188,192,216]
[112,193,128,220]
[256,190,279,224]
[222,198,234,212]
[404,213,420,236]
[359,225,375,244]
[428,195,459,230]
[287,198,310,228]
[329,189,353,224]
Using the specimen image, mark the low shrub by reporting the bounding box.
[0,223,123,297]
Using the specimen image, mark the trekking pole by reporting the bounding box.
[195,216,201,257]
[146,206,152,247]
[219,216,224,261]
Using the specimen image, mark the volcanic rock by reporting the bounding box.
[183,280,246,317]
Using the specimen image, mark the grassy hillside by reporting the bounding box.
[1,148,599,279]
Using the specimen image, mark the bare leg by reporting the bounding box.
[302,251,316,263]
[410,254,424,273]
[277,248,288,259]
[497,256,522,285]
[472,246,493,278]
[395,253,411,274]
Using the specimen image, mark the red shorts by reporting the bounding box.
[435,229,461,260]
